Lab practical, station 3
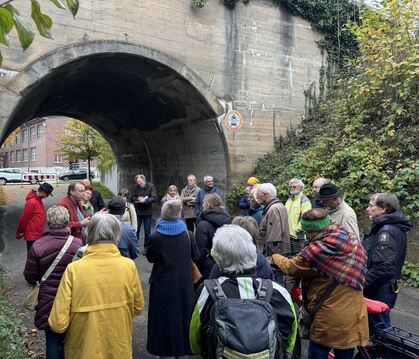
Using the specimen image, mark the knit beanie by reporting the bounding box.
[161,200,182,221]
[301,215,332,233]
[247,177,259,186]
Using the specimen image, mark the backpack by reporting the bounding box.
[203,278,283,359]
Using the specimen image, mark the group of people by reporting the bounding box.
[14,173,412,359]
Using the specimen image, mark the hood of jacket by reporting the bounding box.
[371,210,412,233]
[201,207,231,227]
[26,189,41,202]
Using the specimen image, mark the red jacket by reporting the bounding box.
[56,195,86,239]
[16,190,46,241]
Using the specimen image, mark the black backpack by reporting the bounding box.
[203,278,283,359]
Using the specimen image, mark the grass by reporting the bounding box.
[92,181,114,199]
[0,266,25,359]
[0,187,6,205]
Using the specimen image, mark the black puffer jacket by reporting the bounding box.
[195,207,231,279]
[23,228,82,330]
[363,210,411,308]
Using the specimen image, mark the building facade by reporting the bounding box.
[0,116,98,173]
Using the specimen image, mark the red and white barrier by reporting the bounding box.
[22,173,57,182]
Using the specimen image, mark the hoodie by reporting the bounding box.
[195,207,231,278]
[363,210,412,307]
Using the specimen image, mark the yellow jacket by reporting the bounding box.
[285,192,312,239]
[48,243,144,359]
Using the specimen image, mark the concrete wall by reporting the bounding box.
[0,0,324,190]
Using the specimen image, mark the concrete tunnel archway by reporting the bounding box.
[1,41,229,195]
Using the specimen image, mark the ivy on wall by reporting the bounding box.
[192,0,361,65]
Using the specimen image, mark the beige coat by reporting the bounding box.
[272,254,369,349]
[122,202,137,232]
[180,186,201,219]
[329,200,360,240]
[259,199,290,254]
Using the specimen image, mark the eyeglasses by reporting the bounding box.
[290,185,299,189]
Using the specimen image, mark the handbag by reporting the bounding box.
[298,280,338,339]
[185,230,202,284]
[23,235,74,311]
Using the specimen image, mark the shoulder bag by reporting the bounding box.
[299,280,338,339]
[23,235,74,311]
[185,230,202,284]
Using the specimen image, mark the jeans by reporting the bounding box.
[308,341,354,359]
[45,329,65,359]
[368,309,391,338]
[136,215,152,248]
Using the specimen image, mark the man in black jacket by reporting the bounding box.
[363,192,411,336]
[131,174,156,250]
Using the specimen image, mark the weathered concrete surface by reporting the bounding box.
[0,0,323,193]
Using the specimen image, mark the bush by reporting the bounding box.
[92,181,114,199]
[227,0,418,220]
[402,261,419,288]
[0,266,25,359]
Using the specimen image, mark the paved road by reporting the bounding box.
[0,184,418,358]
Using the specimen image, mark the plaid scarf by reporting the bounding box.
[300,223,367,290]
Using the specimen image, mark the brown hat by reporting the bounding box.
[161,200,182,221]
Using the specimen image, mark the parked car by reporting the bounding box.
[0,168,39,185]
[59,168,95,181]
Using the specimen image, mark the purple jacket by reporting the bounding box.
[23,228,82,330]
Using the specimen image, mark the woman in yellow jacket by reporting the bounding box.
[49,213,144,359]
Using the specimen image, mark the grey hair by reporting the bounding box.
[47,205,70,229]
[135,174,146,182]
[258,183,277,197]
[187,174,196,181]
[211,224,257,274]
[87,213,121,245]
[203,175,213,182]
[289,178,305,189]
[370,193,400,214]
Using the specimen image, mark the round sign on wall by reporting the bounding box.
[225,110,243,132]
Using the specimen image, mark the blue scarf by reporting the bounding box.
[155,219,186,236]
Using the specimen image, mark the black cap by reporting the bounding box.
[316,183,343,201]
[107,196,126,216]
[39,182,54,196]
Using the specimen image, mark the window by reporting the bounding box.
[16,150,21,162]
[54,154,63,163]
[37,124,44,138]
[15,134,19,144]
[31,147,36,161]
[21,128,28,142]
[30,126,36,141]
[22,148,28,162]
[10,151,14,162]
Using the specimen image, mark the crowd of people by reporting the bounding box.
[15,173,412,359]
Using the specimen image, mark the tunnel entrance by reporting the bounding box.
[1,45,228,195]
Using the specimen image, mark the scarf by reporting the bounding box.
[300,223,367,290]
[183,185,196,197]
[155,219,186,236]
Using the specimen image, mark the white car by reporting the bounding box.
[0,168,39,185]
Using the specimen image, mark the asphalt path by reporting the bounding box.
[0,184,418,358]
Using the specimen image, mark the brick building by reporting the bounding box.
[0,116,99,173]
